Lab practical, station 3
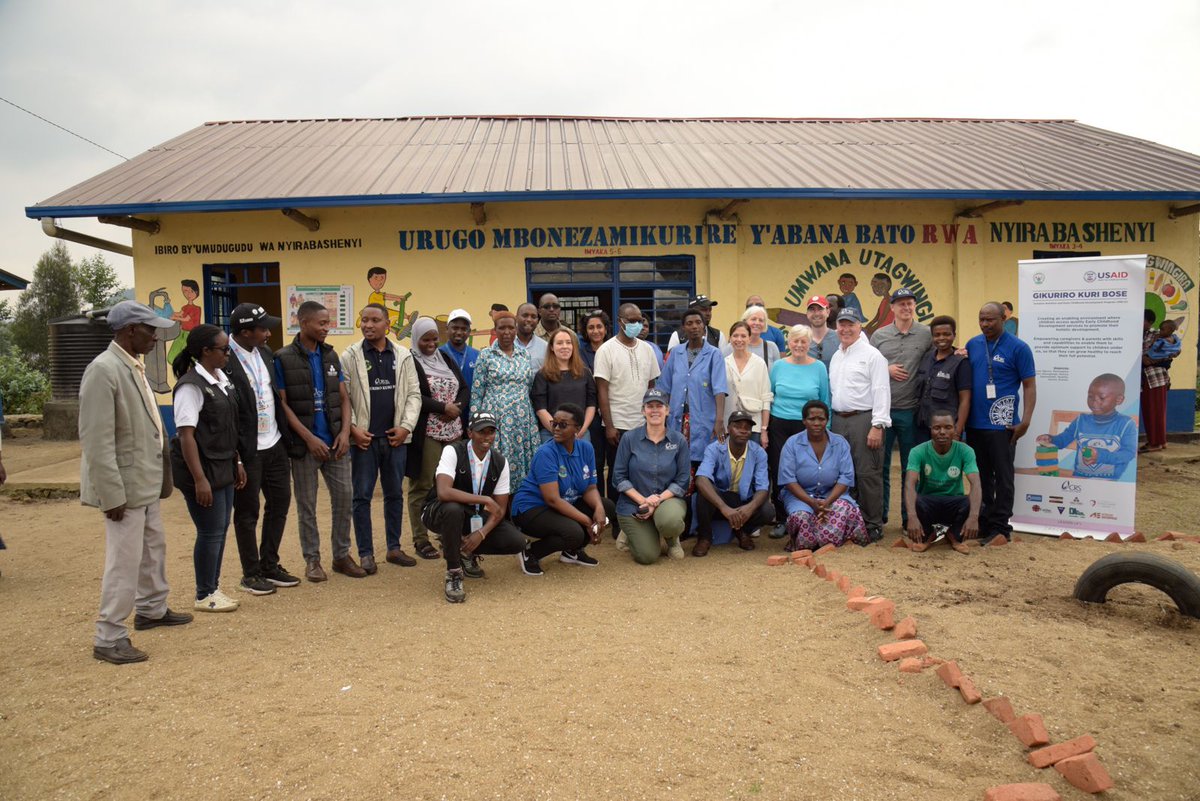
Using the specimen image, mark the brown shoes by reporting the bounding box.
[361,554,378,575]
[331,555,367,578]
[691,539,712,557]
[735,530,756,551]
[385,548,417,567]
[305,559,328,582]
[93,637,148,665]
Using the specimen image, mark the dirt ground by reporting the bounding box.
[1,430,1198,801]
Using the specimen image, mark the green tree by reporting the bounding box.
[0,298,14,357]
[74,253,125,308]
[11,242,83,372]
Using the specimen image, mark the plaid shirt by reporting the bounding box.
[1142,327,1171,389]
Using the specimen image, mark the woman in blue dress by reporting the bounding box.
[777,399,869,550]
[470,312,539,489]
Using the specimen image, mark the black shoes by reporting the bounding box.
[461,553,486,579]
[133,608,195,631]
[93,638,149,664]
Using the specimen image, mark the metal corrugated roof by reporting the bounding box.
[27,116,1200,217]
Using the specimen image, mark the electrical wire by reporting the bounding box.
[0,94,128,160]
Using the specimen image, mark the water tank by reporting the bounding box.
[48,315,113,401]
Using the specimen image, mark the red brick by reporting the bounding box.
[878,640,928,662]
[847,585,866,599]
[982,783,1061,801]
[869,605,895,630]
[1158,532,1178,541]
[983,696,1016,724]
[893,616,917,640]
[814,543,836,555]
[1128,532,1147,543]
[792,549,813,558]
[814,563,827,578]
[936,660,964,689]
[958,675,982,704]
[921,655,945,667]
[789,551,806,564]
[1008,714,1051,747]
[891,537,910,549]
[766,555,788,566]
[846,595,879,611]
[1105,532,1123,542]
[1028,735,1097,769]
[1054,752,1114,793]
[825,569,840,583]
[1012,535,1024,543]
[837,575,851,592]
[987,534,1009,547]
[898,657,923,673]
[1059,532,1075,540]
[797,555,814,568]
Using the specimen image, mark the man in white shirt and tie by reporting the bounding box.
[828,308,891,542]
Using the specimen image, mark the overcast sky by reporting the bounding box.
[2,0,1198,289]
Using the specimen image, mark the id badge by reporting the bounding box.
[985,383,997,400]
[256,397,271,434]
[469,514,483,533]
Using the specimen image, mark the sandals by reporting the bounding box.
[415,541,441,560]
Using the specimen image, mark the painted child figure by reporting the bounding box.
[1036,373,1137,481]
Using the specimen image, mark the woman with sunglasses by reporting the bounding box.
[170,324,248,613]
[511,403,615,575]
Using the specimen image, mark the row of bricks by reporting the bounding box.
[1059,530,1199,542]
[774,545,1116,797]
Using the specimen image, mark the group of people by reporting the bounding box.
[81,283,1047,664]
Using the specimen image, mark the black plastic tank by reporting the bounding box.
[48,314,114,400]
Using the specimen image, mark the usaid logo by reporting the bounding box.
[1083,270,1129,283]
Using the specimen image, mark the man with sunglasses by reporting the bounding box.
[534,293,562,341]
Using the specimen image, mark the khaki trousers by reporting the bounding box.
[95,501,170,647]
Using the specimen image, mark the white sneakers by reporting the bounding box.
[615,531,629,552]
[194,589,239,613]
[666,538,685,560]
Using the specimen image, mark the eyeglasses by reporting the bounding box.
[550,419,574,430]
[206,345,231,354]
[541,303,561,310]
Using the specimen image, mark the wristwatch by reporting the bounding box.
[872,423,885,430]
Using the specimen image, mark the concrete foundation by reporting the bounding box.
[42,400,79,441]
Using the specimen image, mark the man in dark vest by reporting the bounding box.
[420,411,526,603]
[274,301,365,581]
[225,303,298,594]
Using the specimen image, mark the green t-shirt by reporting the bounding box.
[906,440,978,497]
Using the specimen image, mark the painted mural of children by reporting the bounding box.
[836,273,863,317]
[366,267,417,338]
[1147,319,1182,363]
[865,272,895,336]
[1036,373,1137,481]
[167,279,201,362]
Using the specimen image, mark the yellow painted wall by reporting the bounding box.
[130,198,1197,402]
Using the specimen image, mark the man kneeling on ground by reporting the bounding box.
[903,410,982,553]
[420,412,526,603]
[692,411,773,555]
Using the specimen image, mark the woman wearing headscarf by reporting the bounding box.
[405,317,469,563]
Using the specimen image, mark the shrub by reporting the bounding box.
[0,355,52,415]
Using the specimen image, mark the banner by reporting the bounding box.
[1011,255,1146,539]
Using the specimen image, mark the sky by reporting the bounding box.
[2,0,1198,290]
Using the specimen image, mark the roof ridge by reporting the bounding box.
[202,116,1079,126]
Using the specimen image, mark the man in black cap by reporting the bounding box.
[421,411,527,603]
[870,287,932,530]
[692,410,772,555]
[225,303,300,594]
[81,301,193,664]
[667,295,727,350]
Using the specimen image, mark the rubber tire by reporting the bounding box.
[1073,552,1200,618]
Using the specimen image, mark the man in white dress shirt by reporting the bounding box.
[828,308,891,541]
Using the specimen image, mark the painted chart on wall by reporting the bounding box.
[286,285,355,335]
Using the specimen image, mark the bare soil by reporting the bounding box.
[1,431,1198,801]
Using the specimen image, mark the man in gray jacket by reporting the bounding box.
[81,301,193,664]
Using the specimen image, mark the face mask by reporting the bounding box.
[622,321,643,339]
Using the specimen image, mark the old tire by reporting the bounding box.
[1073,552,1200,618]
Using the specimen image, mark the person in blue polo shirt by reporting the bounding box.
[964,302,1037,541]
[692,410,772,555]
[511,402,615,575]
[439,308,479,427]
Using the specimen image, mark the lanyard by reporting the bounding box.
[468,448,490,496]
[234,345,268,401]
[983,335,1000,385]
[446,344,467,370]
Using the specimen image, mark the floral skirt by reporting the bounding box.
[786,498,870,550]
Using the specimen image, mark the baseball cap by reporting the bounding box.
[728,410,756,427]
[230,302,282,332]
[447,308,472,324]
[107,301,176,331]
[689,295,718,308]
[642,388,668,405]
[469,411,499,431]
[836,308,864,324]
[890,288,917,303]
[806,295,830,310]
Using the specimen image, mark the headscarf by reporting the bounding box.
[411,317,454,381]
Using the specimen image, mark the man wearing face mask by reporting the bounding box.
[514,302,548,371]
[594,303,662,501]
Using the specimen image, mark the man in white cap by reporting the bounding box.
[81,301,193,664]
[440,308,479,428]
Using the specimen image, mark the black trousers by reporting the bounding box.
[915,494,971,541]
[233,439,292,576]
[695,489,774,540]
[589,419,608,502]
[515,497,617,561]
[423,501,526,570]
[603,429,628,503]
[767,416,807,524]
[965,428,1015,538]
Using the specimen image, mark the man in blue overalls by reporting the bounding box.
[658,308,729,488]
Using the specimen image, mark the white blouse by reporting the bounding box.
[723,352,774,432]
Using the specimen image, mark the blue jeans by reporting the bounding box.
[351,438,407,556]
[183,483,235,600]
[882,408,917,526]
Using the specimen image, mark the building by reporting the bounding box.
[26,116,1200,431]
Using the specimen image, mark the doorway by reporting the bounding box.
[203,263,284,351]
